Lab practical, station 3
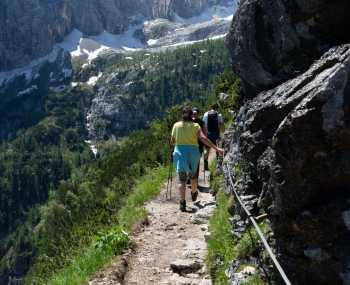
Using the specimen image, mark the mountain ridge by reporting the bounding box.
[0,0,236,72]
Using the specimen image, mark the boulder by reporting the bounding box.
[170,259,203,275]
[191,205,216,225]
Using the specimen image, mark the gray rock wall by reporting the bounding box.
[0,0,72,71]
[226,0,350,97]
[224,0,350,284]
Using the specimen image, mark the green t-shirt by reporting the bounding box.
[171,121,201,146]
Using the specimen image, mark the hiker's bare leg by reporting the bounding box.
[178,182,186,201]
[204,146,210,161]
[191,178,198,193]
[215,139,219,157]
[204,147,210,170]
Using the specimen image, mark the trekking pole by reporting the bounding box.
[166,163,171,200]
[169,162,173,199]
[203,154,206,183]
[166,151,174,200]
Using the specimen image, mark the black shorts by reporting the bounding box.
[208,132,220,145]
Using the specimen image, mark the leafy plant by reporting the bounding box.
[94,227,130,255]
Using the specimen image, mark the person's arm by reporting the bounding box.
[202,124,208,136]
[170,124,176,146]
[198,130,224,155]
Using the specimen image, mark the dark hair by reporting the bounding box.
[211,103,219,110]
[182,107,193,122]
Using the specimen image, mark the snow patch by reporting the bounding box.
[86,72,103,86]
[56,2,237,63]
[161,34,226,49]
[91,25,144,50]
[85,140,98,157]
[0,47,61,87]
[125,81,134,87]
[17,85,38,96]
[58,25,145,64]
[147,39,159,46]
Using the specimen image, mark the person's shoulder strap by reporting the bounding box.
[208,111,218,119]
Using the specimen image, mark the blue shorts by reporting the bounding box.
[173,145,201,180]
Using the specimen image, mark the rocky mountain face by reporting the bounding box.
[0,0,235,141]
[223,0,350,284]
[226,0,350,97]
[0,0,230,72]
[0,48,72,140]
[77,39,230,143]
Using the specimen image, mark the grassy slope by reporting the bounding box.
[207,161,235,284]
[47,167,168,285]
[206,161,267,285]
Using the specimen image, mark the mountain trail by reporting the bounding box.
[89,156,216,285]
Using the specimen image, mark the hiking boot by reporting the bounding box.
[204,159,209,171]
[191,191,199,202]
[180,200,186,212]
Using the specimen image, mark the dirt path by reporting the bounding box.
[90,157,216,285]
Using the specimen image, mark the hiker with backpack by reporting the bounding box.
[203,103,224,170]
[171,107,224,212]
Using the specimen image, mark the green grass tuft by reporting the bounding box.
[243,274,266,285]
[117,167,168,231]
[234,223,269,260]
[206,159,270,285]
[207,170,235,284]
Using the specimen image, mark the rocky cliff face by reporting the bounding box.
[0,0,230,72]
[224,0,350,284]
[0,0,72,72]
[0,47,72,140]
[226,0,350,97]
